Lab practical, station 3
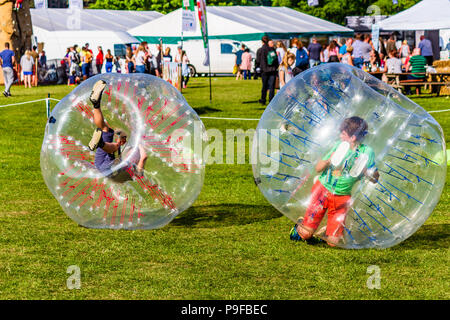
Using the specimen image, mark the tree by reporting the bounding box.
[272,0,421,25]
[0,0,32,54]
[89,0,256,13]
[88,0,422,24]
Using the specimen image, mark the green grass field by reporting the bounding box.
[0,78,448,300]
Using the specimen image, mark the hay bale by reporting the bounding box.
[433,60,450,95]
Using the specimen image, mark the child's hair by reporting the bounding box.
[339,116,368,141]
[71,70,76,76]
[115,128,128,140]
[280,52,295,69]
[389,49,398,58]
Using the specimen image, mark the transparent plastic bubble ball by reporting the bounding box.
[41,74,206,229]
[252,63,446,249]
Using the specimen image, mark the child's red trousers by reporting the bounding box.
[302,180,351,238]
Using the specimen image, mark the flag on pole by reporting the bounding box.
[372,23,380,52]
[67,0,82,29]
[182,0,196,32]
[69,0,83,9]
[34,0,47,9]
[183,0,195,11]
[197,0,210,66]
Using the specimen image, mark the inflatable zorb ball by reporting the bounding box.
[252,63,446,249]
[41,74,206,229]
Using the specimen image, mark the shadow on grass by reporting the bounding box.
[242,100,260,104]
[393,223,450,250]
[409,95,449,100]
[186,84,208,89]
[171,203,281,228]
[409,94,445,99]
[193,106,222,115]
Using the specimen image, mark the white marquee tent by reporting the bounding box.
[32,9,163,60]
[129,6,354,74]
[129,6,354,45]
[378,0,450,31]
[129,6,353,74]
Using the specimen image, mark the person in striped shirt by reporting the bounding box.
[405,48,427,94]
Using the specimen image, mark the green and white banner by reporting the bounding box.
[69,0,83,9]
[197,0,210,66]
[182,0,196,32]
[34,0,47,9]
[183,0,195,10]
[372,23,380,52]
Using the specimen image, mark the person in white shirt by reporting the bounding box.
[134,44,147,73]
[20,50,34,88]
[279,52,296,89]
[276,41,287,65]
[181,50,190,88]
[385,50,402,74]
[174,46,183,63]
[288,38,299,65]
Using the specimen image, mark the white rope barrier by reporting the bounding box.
[429,109,450,114]
[1,97,450,119]
[42,98,259,120]
[0,98,48,109]
[200,116,260,121]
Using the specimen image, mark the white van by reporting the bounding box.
[166,39,255,76]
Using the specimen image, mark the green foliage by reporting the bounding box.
[272,0,422,25]
[88,0,422,24]
[89,0,167,12]
[89,0,252,13]
[372,0,423,15]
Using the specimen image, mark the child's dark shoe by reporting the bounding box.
[88,128,103,151]
[90,80,106,107]
[289,224,305,242]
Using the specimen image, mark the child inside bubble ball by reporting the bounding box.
[88,80,148,180]
[290,116,379,247]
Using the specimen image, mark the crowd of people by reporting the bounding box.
[235,33,436,105]
[62,42,191,89]
[0,40,193,97]
[0,33,440,99]
[0,44,46,96]
[62,42,162,85]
